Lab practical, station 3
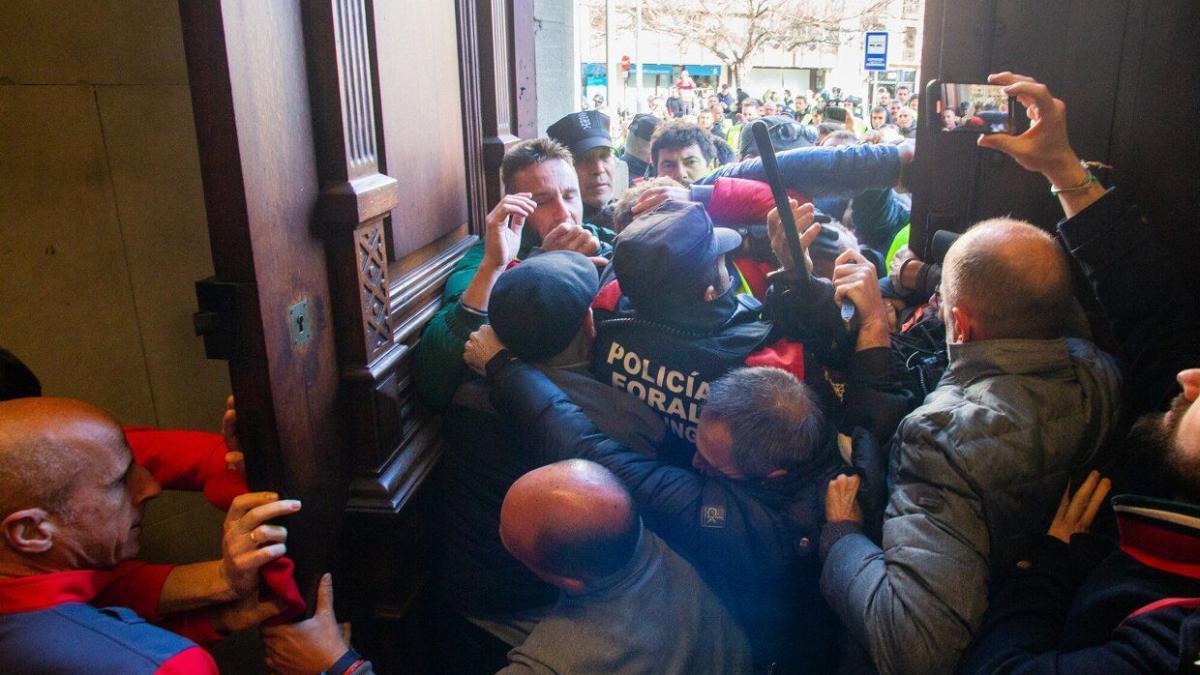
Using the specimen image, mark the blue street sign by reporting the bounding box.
[864,32,888,71]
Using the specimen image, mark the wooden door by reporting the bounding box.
[909,0,1200,288]
[179,3,534,664]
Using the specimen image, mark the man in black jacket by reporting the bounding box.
[947,73,1200,674]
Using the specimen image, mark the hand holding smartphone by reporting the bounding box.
[926,80,1029,135]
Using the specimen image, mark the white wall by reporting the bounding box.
[535,0,578,133]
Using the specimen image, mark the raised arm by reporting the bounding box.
[485,358,709,541]
[413,194,534,410]
[980,72,1200,413]
[695,143,904,199]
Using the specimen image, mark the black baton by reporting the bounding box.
[749,120,856,325]
[751,121,807,288]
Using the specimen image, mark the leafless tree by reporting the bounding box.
[613,0,897,86]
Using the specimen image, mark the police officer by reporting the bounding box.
[547,110,618,229]
[591,199,852,463]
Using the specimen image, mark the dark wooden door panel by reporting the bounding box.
[912,0,1129,253]
[912,0,1198,275]
[182,0,535,634]
[179,0,348,601]
[1109,0,1200,286]
[373,1,471,261]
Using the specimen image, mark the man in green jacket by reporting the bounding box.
[414,138,616,409]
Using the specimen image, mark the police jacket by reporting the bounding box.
[591,279,817,460]
[486,359,837,673]
[593,265,858,452]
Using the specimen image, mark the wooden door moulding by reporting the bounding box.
[347,417,444,514]
[388,234,478,336]
[473,0,537,207]
[457,0,492,229]
[303,0,399,366]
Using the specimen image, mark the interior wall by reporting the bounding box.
[0,1,256,668]
[0,1,229,432]
[0,0,234,584]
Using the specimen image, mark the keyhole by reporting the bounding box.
[296,315,305,334]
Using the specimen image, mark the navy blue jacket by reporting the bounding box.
[487,359,837,673]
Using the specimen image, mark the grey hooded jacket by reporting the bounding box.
[821,337,1121,675]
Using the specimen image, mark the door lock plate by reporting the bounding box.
[288,299,313,348]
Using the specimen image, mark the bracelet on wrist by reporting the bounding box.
[1049,159,1109,195]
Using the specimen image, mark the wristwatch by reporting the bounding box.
[484,349,519,379]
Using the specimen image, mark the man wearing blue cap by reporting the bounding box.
[592,198,914,457]
[439,251,665,650]
[593,201,804,453]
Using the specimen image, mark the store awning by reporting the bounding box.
[680,64,721,78]
[582,63,722,79]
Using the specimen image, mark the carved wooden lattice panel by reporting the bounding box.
[358,221,391,355]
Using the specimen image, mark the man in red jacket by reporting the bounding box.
[0,397,300,673]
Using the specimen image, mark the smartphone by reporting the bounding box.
[925,80,1026,135]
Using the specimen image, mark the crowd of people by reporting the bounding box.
[2,69,1198,675]
[598,77,923,158]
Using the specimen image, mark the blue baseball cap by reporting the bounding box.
[613,200,742,311]
[489,251,600,363]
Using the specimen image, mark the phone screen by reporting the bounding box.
[933,83,1014,134]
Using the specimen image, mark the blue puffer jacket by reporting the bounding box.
[694,143,901,199]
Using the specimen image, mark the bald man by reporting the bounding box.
[499,460,752,673]
[819,217,1122,674]
[0,398,294,674]
[263,460,752,674]
[951,72,1200,674]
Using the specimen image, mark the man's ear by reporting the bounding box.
[582,308,596,339]
[2,509,55,554]
[950,305,975,343]
[703,285,719,302]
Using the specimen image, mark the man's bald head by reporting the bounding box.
[499,460,639,590]
[941,218,1073,341]
[0,398,123,518]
